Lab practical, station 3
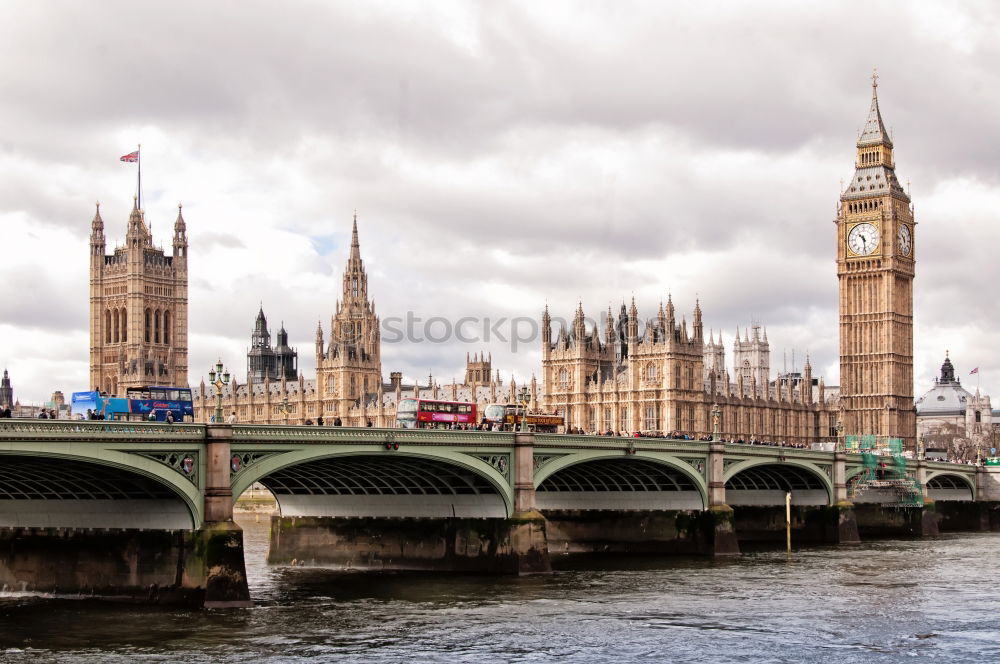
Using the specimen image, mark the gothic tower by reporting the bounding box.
[89,198,189,393]
[465,352,492,387]
[247,307,276,383]
[0,369,13,408]
[273,324,298,381]
[837,75,916,446]
[315,215,382,422]
[732,323,769,394]
[703,330,726,388]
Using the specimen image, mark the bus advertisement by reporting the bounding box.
[482,404,564,432]
[71,386,194,421]
[396,399,477,429]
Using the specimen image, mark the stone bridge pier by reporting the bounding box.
[0,421,251,608]
[266,431,552,575]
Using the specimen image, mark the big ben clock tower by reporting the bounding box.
[837,74,916,448]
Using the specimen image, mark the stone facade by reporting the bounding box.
[89,198,189,393]
[539,300,837,443]
[836,77,916,446]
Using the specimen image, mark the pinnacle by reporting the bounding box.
[347,213,363,267]
[858,75,892,148]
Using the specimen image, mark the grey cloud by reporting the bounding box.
[3,1,1000,403]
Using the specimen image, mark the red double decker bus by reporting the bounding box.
[396,398,477,429]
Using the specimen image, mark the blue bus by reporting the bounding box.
[72,386,194,422]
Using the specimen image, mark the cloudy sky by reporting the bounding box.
[2,0,998,405]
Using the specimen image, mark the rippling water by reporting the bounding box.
[1,516,998,663]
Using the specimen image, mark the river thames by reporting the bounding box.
[1,517,998,663]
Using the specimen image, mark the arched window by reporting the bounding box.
[154,310,161,344]
[558,368,569,388]
[144,309,151,343]
[113,309,120,343]
[975,411,982,423]
[105,310,112,343]
[163,310,171,344]
[645,363,658,382]
[121,309,127,342]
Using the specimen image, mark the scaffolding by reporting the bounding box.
[847,435,923,507]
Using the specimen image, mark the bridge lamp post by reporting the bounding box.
[711,404,721,442]
[279,395,290,426]
[207,360,230,424]
[517,387,531,432]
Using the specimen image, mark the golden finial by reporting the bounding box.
[872,66,879,89]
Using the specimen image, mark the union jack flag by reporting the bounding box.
[119,150,139,162]
[970,367,979,375]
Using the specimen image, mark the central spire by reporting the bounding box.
[342,212,368,304]
[842,73,908,202]
[350,210,361,262]
[858,69,892,148]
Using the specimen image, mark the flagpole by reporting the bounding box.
[137,144,142,211]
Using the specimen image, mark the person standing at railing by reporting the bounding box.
[227,411,237,424]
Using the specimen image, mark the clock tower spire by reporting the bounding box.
[836,74,916,448]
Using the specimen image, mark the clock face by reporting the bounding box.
[848,222,880,256]
[898,224,912,256]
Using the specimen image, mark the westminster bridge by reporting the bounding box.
[1,420,998,607]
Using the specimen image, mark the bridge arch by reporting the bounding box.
[0,451,200,529]
[231,449,513,518]
[533,452,708,511]
[924,472,975,501]
[724,460,832,506]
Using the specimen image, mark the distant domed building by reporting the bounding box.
[916,354,994,461]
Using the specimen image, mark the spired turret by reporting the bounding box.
[173,203,188,259]
[90,202,105,263]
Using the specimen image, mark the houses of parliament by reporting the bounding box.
[86,80,918,446]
